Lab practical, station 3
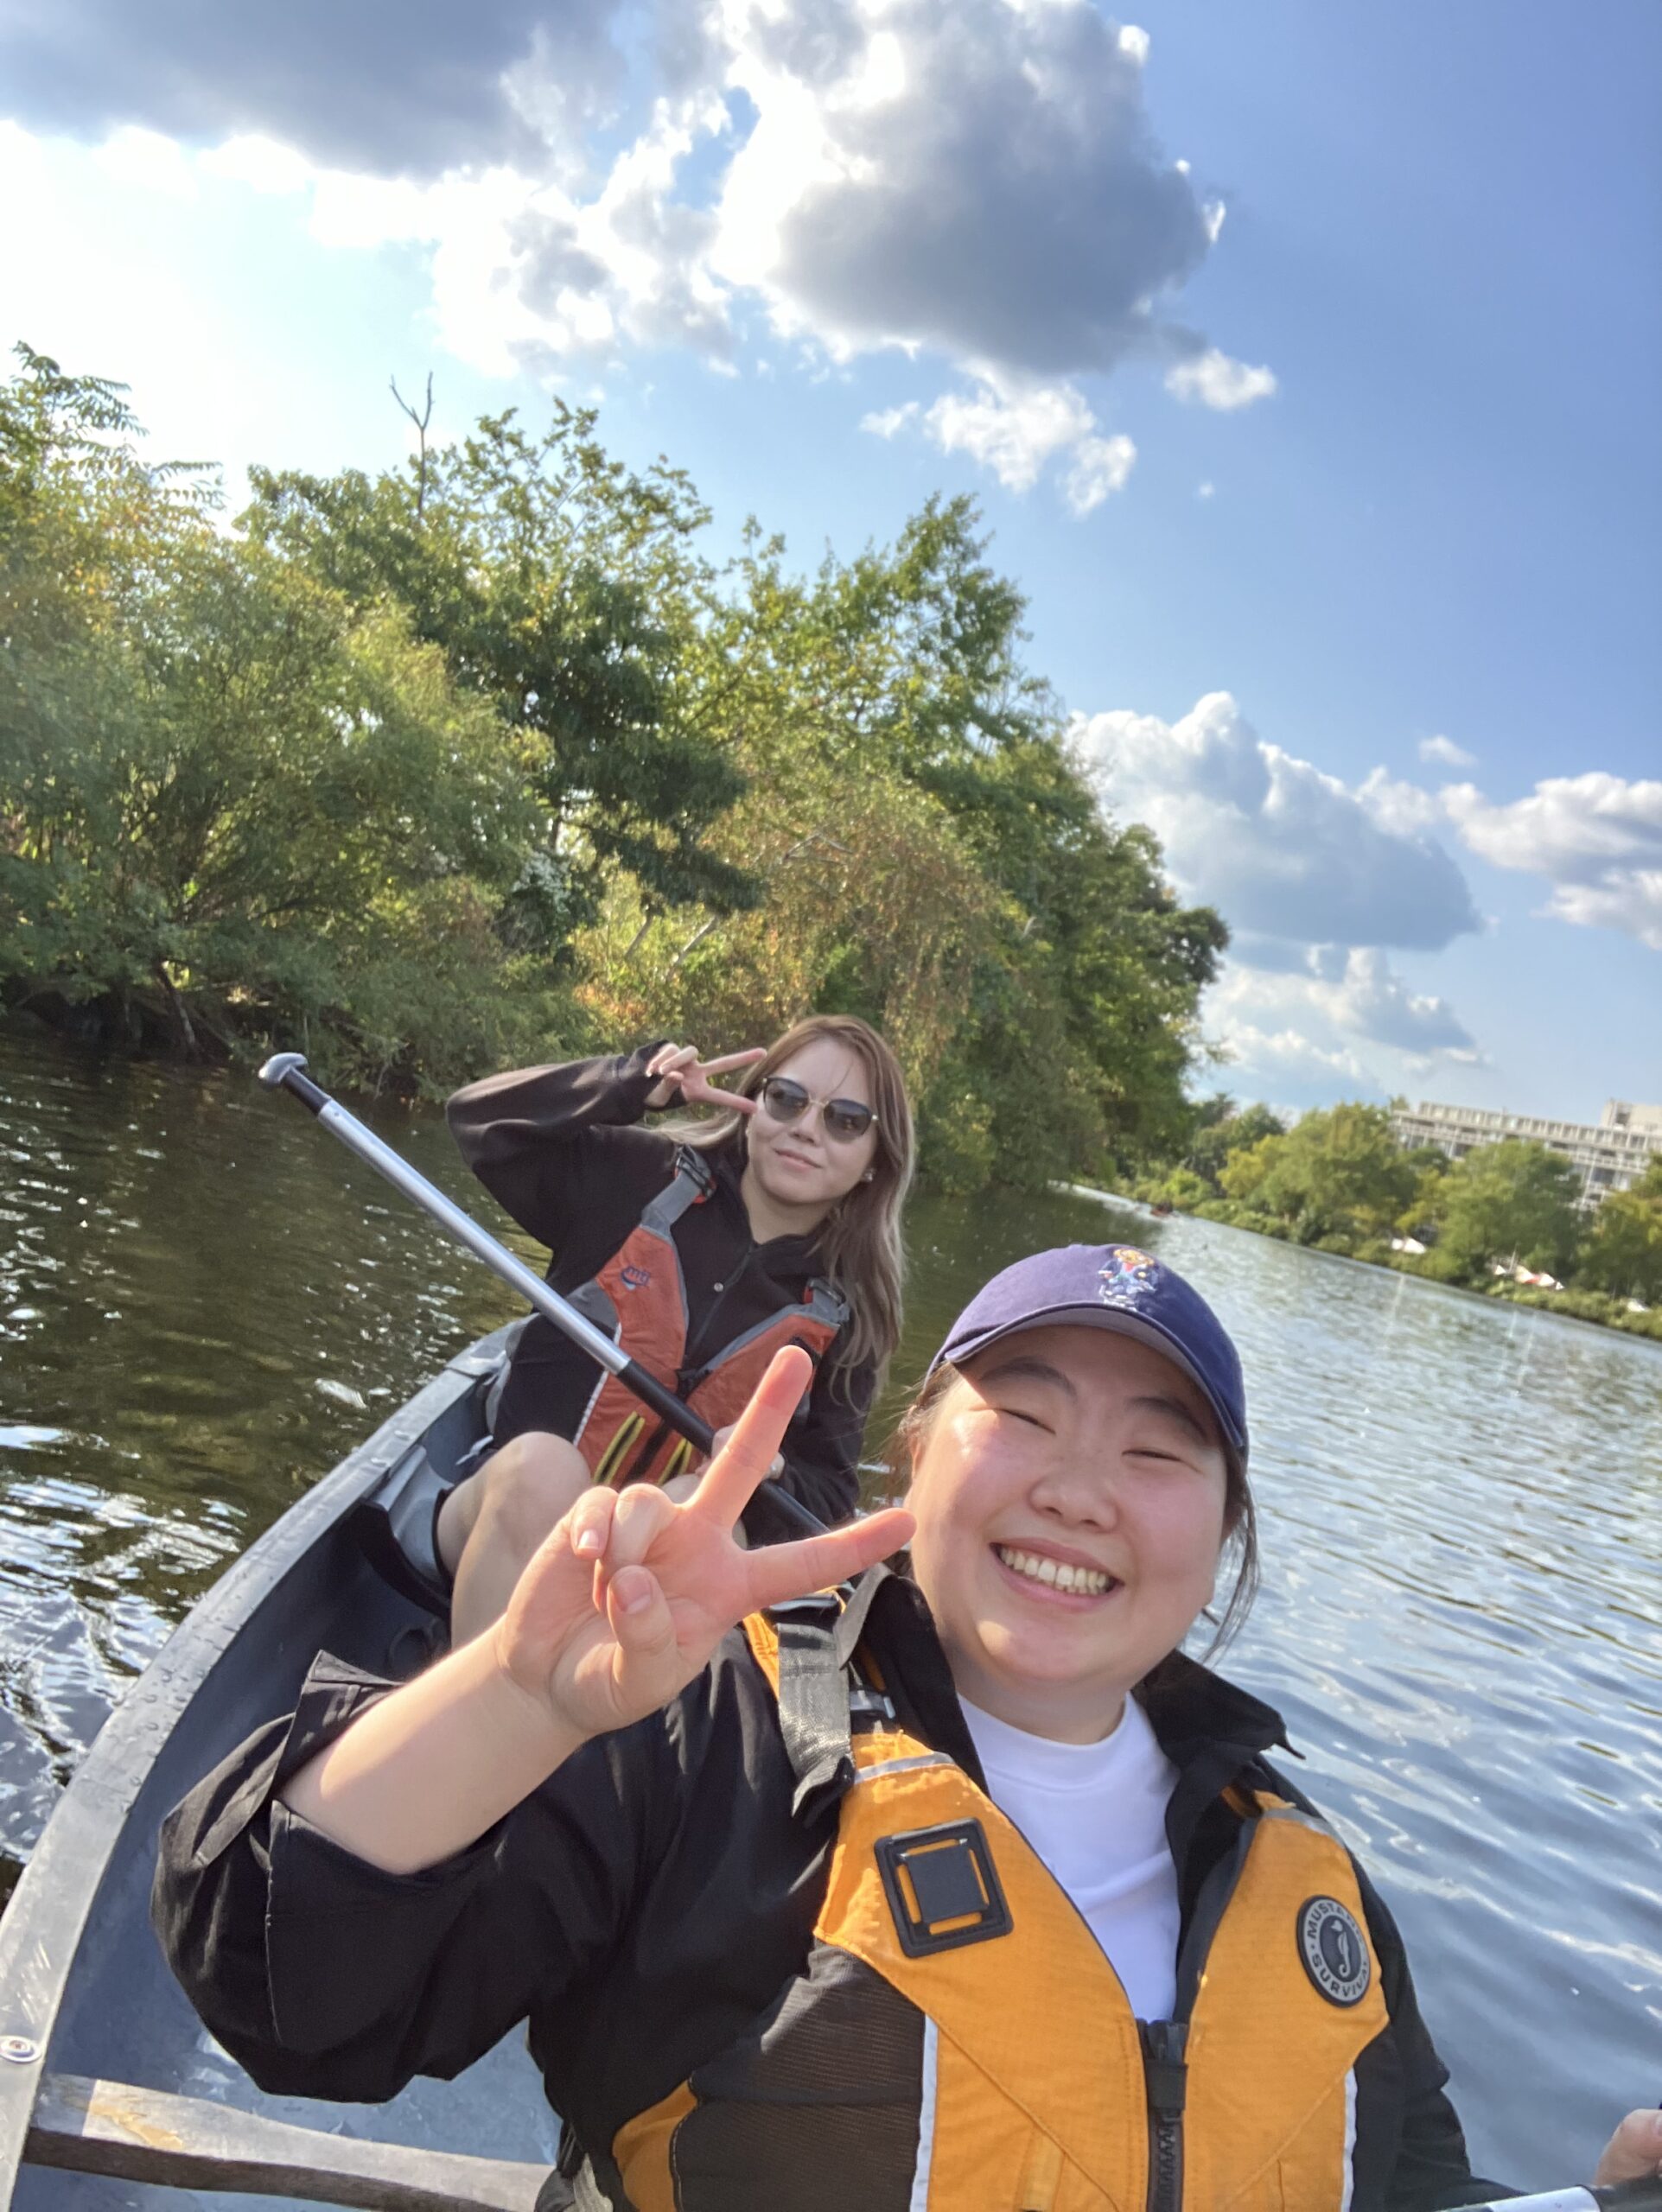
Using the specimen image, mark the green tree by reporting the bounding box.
[1185,1099,1287,1191]
[1,351,554,1081]
[1575,1158,1662,1302]
[582,497,1226,1188]
[244,404,755,936]
[1431,1141,1584,1279]
[3,354,1228,1181]
[1219,1103,1418,1243]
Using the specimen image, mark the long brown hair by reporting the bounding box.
[886,1358,1260,1662]
[665,1015,913,1382]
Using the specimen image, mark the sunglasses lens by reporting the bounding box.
[761,1078,810,1122]
[825,1101,875,1141]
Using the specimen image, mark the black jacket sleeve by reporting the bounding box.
[1351,1866,1519,2209]
[445,1046,669,1256]
[150,1654,678,2108]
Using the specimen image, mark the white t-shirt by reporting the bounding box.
[959,1692,1182,2023]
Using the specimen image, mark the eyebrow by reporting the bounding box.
[974,1354,1078,1399]
[1128,1392,1216,1448]
[972,1360,1219,1451]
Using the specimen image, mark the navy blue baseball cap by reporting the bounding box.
[927,1243,1249,1474]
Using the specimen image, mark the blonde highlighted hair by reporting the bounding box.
[664,1015,914,1383]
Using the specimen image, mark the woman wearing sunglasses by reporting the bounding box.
[434,1017,913,1639]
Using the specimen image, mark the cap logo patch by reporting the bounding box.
[1296,1896,1371,2006]
[1096,1247,1158,1308]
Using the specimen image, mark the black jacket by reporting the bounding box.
[446,1047,873,1526]
[153,1567,1509,2211]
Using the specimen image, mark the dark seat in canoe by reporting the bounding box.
[0,1328,565,2212]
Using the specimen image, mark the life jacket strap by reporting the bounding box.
[771,1595,855,1820]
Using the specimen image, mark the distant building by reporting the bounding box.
[1390,1098,1662,1212]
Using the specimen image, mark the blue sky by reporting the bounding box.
[3,0,1658,1122]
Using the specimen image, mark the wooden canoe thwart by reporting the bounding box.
[25,2075,562,2212]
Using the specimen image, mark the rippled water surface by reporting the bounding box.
[2,1022,1658,2190]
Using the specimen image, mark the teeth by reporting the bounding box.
[996,1546,1113,1598]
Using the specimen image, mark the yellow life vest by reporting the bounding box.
[608,1606,1391,2212]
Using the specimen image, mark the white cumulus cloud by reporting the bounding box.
[1063,431,1138,514]
[1418,733,1474,769]
[863,372,1137,510]
[1441,772,1662,950]
[1163,346,1277,411]
[1073,692,1482,952]
[0,0,1270,500]
[920,378,1096,495]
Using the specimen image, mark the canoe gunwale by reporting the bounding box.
[0,1331,513,2208]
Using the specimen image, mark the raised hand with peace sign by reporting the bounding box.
[643,1041,765,1114]
[493,1347,911,1740]
[283,1348,913,1876]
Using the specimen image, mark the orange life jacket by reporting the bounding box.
[566,1149,850,1489]
[608,1601,1391,2212]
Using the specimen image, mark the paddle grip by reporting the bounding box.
[258,1052,329,1115]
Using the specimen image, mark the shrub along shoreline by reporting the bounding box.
[1126,1101,1662,1344]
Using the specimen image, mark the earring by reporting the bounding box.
[861,1168,875,1183]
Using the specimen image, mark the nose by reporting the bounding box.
[1029,1460,1122,1531]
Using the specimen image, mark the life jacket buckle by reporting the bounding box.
[848,1685,896,1725]
[876,1819,1013,1957]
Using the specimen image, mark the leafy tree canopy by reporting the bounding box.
[1569,1155,1662,1302]
[2,352,1226,1187]
[1431,1139,1584,1278]
[1218,1103,1417,1243]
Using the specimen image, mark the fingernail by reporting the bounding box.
[616,1568,653,1613]
[574,1527,602,1557]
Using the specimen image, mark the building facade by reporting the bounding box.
[1389,1099,1662,1211]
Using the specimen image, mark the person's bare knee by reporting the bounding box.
[438,1433,590,1603]
[474,1434,589,1558]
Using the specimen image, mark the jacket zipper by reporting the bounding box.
[1137,1802,1258,2212]
[1139,2018,1188,2212]
[683,1236,754,1379]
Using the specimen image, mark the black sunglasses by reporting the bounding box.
[758,1076,879,1144]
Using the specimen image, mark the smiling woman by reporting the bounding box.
[150,1240,1657,2209]
[432,1018,914,1638]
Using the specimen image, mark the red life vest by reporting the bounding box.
[566,1148,851,1488]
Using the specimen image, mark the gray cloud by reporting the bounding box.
[764,2,1212,377]
[1323,949,1474,1052]
[0,0,625,177]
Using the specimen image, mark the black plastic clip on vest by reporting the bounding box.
[876,1820,1014,1957]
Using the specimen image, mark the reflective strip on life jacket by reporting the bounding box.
[568,1153,849,1489]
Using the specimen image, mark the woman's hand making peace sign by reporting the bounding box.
[644,1041,765,1115]
[491,1348,914,1745]
[282,1350,912,1878]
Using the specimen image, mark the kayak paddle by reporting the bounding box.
[257,1053,825,1540]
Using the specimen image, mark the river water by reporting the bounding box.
[1,1021,1657,2190]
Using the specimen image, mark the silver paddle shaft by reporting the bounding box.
[1466,2180,1662,2209]
[256,1052,716,1460]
